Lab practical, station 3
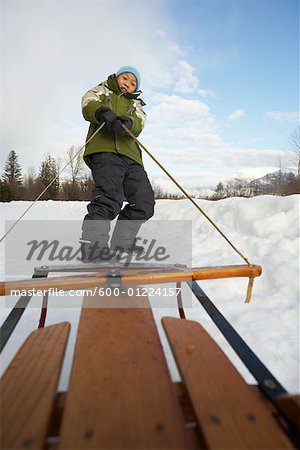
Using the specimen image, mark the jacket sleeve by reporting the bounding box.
[129,100,147,137]
[81,84,109,124]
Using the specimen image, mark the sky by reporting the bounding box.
[1,0,299,194]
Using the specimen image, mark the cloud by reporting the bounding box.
[1,1,181,169]
[227,109,245,121]
[264,111,299,124]
[142,94,217,155]
[169,43,186,57]
[233,167,281,179]
[152,146,289,195]
[156,29,167,38]
[149,94,210,120]
[155,29,186,57]
[139,89,289,192]
[198,88,217,99]
[174,61,199,94]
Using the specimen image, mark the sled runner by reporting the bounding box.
[0,262,299,449]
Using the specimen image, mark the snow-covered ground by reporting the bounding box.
[0,195,299,393]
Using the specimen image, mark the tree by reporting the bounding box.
[212,182,225,200]
[65,146,85,200]
[0,179,12,201]
[3,150,23,183]
[152,181,166,199]
[1,150,23,200]
[249,178,263,196]
[38,154,59,199]
[79,173,94,200]
[23,167,42,200]
[290,126,300,177]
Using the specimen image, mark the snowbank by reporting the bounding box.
[0,195,299,392]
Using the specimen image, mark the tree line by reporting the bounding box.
[0,148,187,202]
[210,171,299,200]
[1,126,299,202]
[0,148,94,201]
[210,127,300,199]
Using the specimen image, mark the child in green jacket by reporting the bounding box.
[80,66,155,262]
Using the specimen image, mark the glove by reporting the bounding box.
[95,107,117,127]
[111,116,133,136]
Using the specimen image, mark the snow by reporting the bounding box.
[0,195,299,393]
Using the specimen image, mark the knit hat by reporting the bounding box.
[115,66,141,91]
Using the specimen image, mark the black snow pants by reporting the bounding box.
[81,152,155,250]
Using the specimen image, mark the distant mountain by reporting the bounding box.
[254,169,297,185]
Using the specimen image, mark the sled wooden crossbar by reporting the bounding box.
[1,286,297,450]
[0,264,262,296]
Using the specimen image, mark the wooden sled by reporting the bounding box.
[0,263,299,449]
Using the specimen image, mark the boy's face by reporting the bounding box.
[117,72,137,93]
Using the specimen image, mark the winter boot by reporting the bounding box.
[79,239,113,264]
[126,240,145,255]
[111,239,145,258]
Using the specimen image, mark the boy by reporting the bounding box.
[80,66,155,262]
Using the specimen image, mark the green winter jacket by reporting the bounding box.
[82,74,146,166]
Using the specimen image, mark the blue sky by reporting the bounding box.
[1,0,298,194]
[166,0,298,146]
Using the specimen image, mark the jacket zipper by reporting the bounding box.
[115,93,124,153]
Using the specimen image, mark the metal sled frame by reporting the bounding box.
[0,262,299,449]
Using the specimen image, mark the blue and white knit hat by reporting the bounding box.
[115,66,141,91]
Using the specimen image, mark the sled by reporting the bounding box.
[0,262,299,449]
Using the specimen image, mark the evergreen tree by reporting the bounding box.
[1,150,23,200]
[0,179,13,201]
[38,154,59,199]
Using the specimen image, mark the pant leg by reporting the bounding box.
[82,153,126,246]
[110,158,155,250]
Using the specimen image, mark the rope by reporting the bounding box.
[245,277,255,303]
[0,123,105,244]
[0,118,255,300]
[1,119,251,268]
[121,124,252,266]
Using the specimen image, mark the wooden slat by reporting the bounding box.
[0,322,70,450]
[174,382,206,449]
[59,292,190,449]
[0,264,262,296]
[47,392,68,438]
[162,317,293,449]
